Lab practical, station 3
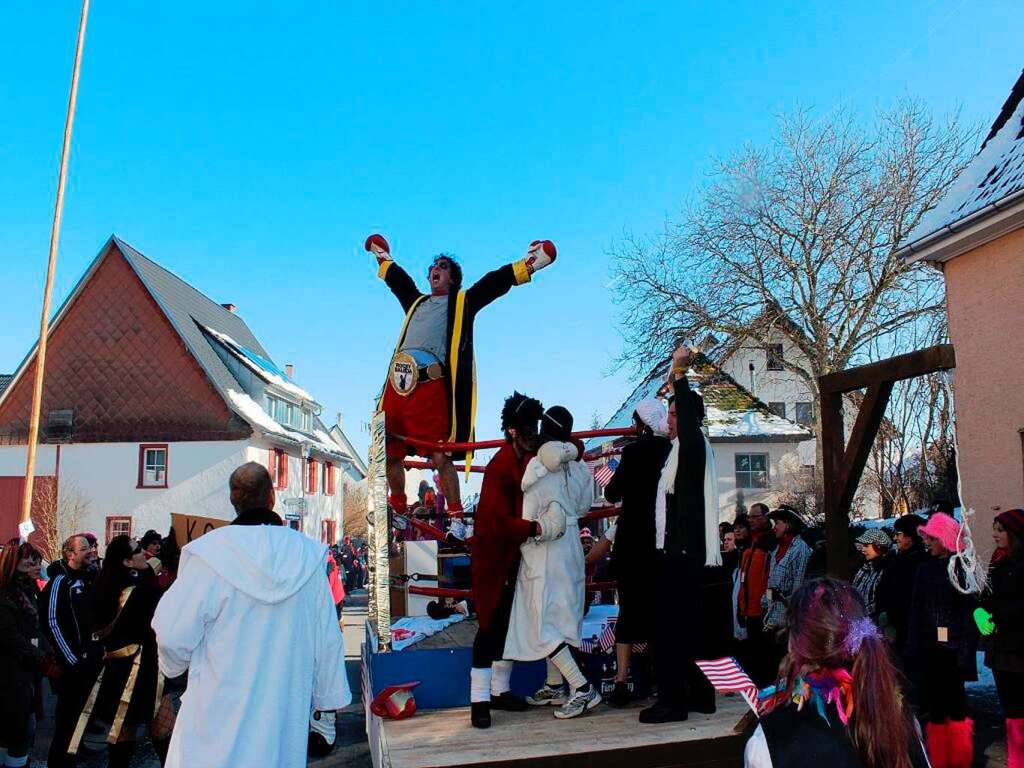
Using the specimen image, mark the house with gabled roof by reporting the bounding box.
[0,236,360,548]
[589,353,812,519]
[896,69,1024,531]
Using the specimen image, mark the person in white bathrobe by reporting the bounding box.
[152,463,350,768]
[504,406,599,720]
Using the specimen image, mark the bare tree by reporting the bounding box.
[612,102,975,498]
[343,482,368,540]
[33,481,90,562]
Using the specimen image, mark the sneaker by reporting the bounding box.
[526,684,567,707]
[608,681,632,708]
[490,691,528,711]
[554,684,601,719]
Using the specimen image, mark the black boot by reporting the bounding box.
[107,741,136,768]
[470,701,491,729]
[638,703,689,724]
[490,691,528,712]
[608,681,632,708]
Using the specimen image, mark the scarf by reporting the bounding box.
[655,432,722,566]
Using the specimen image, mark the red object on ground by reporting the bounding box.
[382,378,450,459]
[370,682,419,720]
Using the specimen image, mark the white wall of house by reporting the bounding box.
[0,440,344,550]
[711,439,805,521]
[718,336,883,519]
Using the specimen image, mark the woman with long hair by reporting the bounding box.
[982,508,1024,767]
[0,539,46,768]
[745,578,927,767]
[71,535,174,767]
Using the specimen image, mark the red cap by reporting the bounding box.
[370,682,420,720]
[365,234,390,255]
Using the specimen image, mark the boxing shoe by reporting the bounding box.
[490,691,528,712]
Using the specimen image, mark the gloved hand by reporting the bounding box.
[364,234,391,264]
[974,607,996,636]
[524,239,556,274]
[538,441,577,472]
[534,501,567,542]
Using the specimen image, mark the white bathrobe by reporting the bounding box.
[504,442,595,661]
[152,524,350,768]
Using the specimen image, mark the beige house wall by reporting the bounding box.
[943,227,1024,559]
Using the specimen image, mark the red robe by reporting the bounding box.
[471,443,535,629]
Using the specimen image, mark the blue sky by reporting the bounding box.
[1,2,1020,458]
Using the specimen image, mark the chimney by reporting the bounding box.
[285,364,294,380]
[221,303,236,313]
[336,412,344,429]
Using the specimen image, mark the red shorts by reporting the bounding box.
[382,377,450,458]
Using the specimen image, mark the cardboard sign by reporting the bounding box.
[171,513,229,545]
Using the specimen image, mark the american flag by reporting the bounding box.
[592,458,619,487]
[695,657,763,715]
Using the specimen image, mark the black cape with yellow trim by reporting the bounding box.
[378,257,532,461]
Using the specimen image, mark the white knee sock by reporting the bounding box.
[491,660,513,695]
[545,658,563,687]
[549,646,588,691]
[470,666,493,703]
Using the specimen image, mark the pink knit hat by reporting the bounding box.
[919,512,963,554]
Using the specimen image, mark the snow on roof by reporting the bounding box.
[588,354,812,450]
[903,71,1024,250]
[201,325,318,405]
[225,389,344,459]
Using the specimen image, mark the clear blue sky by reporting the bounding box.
[1,2,1020,458]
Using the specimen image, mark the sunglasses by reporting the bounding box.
[432,261,452,271]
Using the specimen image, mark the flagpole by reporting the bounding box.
[19,0,91,539]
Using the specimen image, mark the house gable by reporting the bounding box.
[0,245,251,444]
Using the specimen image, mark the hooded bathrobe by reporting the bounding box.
[152,522,350,768]
[504,441,595,661]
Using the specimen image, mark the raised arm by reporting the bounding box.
[671,346,705,460]
[365,234,423,312]
[465,240,556,311]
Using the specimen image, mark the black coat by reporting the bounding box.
[665,376,707,561]
[981,553,1024,673]
[907,555,979,677]
[876,544,926,655]
[604,434,672,584]
[0,586,43,726]
[90,571,162,731]
[380,259,530,459]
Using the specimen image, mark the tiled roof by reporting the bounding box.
[588,353,812,451]
[902,69,1024,251]
[0,375,12,397]
[114,237,272,403]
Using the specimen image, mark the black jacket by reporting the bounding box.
[907,555,978,676]
[604,433,672,585]
[38,566,101,674]
[665,375,707,560]
[876,544,926,655]
[981,553,1024,673]
[380,258,531,459]
[0,585,44,724]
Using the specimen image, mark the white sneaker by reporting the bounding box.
[526,684,567,706]
[553,685,601,719]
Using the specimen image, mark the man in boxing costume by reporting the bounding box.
[365,234,556,520]
[469,392,546,729]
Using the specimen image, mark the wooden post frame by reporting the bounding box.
[818,344,956,578]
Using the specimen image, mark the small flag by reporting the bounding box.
[695,657,761,715]
[593,458,619,487]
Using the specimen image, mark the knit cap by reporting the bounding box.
[995,508,1024,542]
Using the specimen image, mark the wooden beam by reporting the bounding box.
[837,382,894,516]
[820,391,849,578]
[818,344,955,395]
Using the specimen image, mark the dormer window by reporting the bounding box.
[264,393,315,433]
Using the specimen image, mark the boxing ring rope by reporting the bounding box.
[369,419,638,651]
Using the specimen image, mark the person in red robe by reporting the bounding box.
[469,391,545,729]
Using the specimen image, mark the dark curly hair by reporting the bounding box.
[428,253,463,289]
[500,391,544,438]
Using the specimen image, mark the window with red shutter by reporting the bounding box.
[307,459,319,494]
[321,519,336,544]
[324,462,335,496]
[106,516,132,545]
[274,449,289,489]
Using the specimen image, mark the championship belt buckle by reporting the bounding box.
[390,352,419,397]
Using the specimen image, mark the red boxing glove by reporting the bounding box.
[365,233,391,263]
[525,239,556,274]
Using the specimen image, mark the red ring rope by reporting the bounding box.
[390,426,637,454]
[407,585,472,599]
